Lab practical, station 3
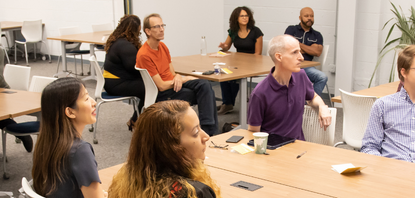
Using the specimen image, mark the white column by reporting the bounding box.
[334,0,357,107]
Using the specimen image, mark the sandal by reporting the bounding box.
[127,119,135,132]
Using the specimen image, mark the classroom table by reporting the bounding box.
[98,163,330,198]
[0,88,41,121]
[98,129,415,197]
[172,52,320,129]
[204,129,415,197]
[1,21,46,56]
[0,21,25,31]
[331,81,400,103]
[47,30,112,80]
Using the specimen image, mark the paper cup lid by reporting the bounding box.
[253,132,269,137]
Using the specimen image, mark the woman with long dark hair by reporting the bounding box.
[217,6,264,115]
[108,100,221,198]
[32,77,105,197]
[103,15,145,131]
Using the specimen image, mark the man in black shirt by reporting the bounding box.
[285,7,328,97]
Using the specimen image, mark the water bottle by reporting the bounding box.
[214,64,221,75]
[201,36,207,56]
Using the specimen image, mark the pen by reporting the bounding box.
[296,151,307,159]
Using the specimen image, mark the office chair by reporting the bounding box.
[14,20,51,66]
[55,26,91,77]
[20,177,45,198]
[313,45,333,107]
[88,56,139,144]
[334,89,377,150]
[302,105,337,146]
[2,76,56,179]
[3,64,31,91]
[91,23,113,51]
[0,23,10,64]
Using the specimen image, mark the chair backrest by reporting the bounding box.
[262,40,269,56]
[339,89,377,150]
[59,26,82,36]
[3,64,31,90]
[89,56,105,100]
[313,45,329,70]
[29,76,57,93]
[92,23,113,32]
[21,177,45,198]
[135,67,158,112]
[21,20,43,42]
[302,105,337,146]
[59,26,82,50]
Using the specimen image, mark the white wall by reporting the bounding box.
[133,0,224,57]
[335,0,413,95]
[224,0,337,94]
[0,0,125,62]
[2,0,412,91]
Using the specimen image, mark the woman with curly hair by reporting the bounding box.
[217,6,264,115]
[103,15,144,131]
[108,100,221,198]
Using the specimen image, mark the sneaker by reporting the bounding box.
[217,104,233,115]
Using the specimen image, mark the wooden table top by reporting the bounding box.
[0,21,45,31]
[0,21,23,30]
[205,129,415,197]
[172,52,320,82]
[98,164,330,198]
[331,81,400,103]
[0,88,42,120]
[47,30,112,45]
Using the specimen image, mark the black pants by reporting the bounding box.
[104,78,145,121]
[157,79,218,136]
[220,80,239,106]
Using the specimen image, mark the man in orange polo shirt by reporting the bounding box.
[136,13,218,135]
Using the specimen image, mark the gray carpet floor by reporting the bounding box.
[0,54,352,196]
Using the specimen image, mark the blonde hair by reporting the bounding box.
[108,100,221,198]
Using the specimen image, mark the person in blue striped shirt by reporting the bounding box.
[361,45,415,162]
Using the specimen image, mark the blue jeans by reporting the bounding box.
[303,67,328,96]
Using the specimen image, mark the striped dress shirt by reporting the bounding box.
[361,87,415,162]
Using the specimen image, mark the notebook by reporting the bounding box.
[247,133,296,150]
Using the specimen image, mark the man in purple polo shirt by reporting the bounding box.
[247,35,331,140]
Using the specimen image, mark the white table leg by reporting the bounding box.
[53,41,70,77]
[81,44,96,81]
[239,78,247,129]
[61,41,66,71]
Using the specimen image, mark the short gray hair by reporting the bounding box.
[268,35,297,62]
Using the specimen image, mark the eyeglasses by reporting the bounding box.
[209,141,229,150]
[239,15,249,18]
[151,24,166,29]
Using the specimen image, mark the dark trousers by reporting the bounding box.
[104,78,145,121]
[157,79,218,136]
[220,80,239,106]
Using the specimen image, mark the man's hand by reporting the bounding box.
[318,105,332,131]
[182,76,198,83]
[172,74,183,92]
